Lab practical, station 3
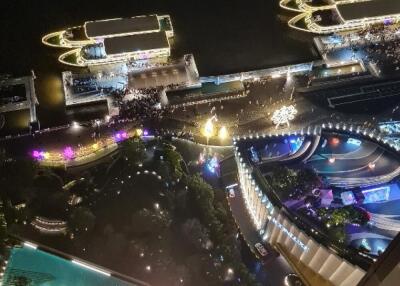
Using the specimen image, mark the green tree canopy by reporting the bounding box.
[120,138,146,164]
[68,207,96,234]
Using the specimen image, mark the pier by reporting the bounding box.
[0,73,39,123]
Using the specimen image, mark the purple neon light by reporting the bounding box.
[32,150,41,158]
[114,131,128,142]
[143,130,149,136]
[32,150,45,160]
[63,147,74,160]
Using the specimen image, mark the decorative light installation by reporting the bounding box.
[136,129,143,137]
[32,150,49,161]
[271,105,298,129]
[63,147,75,160]
[206,155,220,175]
[143,129,149,136]
[114,131,128,142]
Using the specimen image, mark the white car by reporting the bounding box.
[255,243,268,257]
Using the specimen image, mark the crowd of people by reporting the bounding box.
[322,24,400,51]
[118,87,168,120]
[319,23,400,75]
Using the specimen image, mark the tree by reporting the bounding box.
[33,171,64,198]
[329,226,346,244]
[268,166,298,199]
[181,218,211,250]
[186,174,215,224]
[120,138,146,164]
[69,178,96,202]
[163,146,184,180]
[296,167,321,191]
[131,208,171,236]
[345,206,370,226]
[68,207,96,234]
[0,200,7,254]
[330,208,350,226]
[37,191,70,219]
[0,158,38,203]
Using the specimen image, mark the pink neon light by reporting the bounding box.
[63,147,74,160]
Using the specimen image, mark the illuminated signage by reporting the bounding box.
[271,218,309,252]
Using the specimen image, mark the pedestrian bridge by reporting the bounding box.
[200,62,313,84]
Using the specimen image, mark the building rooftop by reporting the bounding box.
[85,15,160,38]
[337,0,400,21]
[103,32,169,56]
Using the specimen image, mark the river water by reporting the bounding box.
[0,0,317,130]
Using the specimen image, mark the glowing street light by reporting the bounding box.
[218,126,228,140]
[225,267,235,281]
[202,118,216,145]
[72,121,80,129]
[203,119,214,138]
[271,105,298,129]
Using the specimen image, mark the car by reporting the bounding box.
[284,274,305,286]
[229,189,235,198]
[255,243,268,257]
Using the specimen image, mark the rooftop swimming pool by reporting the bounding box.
[2,245,138,286]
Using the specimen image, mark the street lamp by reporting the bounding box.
[203,118,214,144]
[72,121,80,129]
[225,267,235,281]
[218,126,228,140]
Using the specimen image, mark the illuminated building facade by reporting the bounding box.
[233,123,400,285]
[280,0,400,34]
[42,15,173,67]
[235,148,366,286]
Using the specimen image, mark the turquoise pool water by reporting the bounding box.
[3,246,136,286]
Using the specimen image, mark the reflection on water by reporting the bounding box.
[66,101,109,122]
[37,74,65,107]
[0,110,30,136]
[0,0,316,131]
